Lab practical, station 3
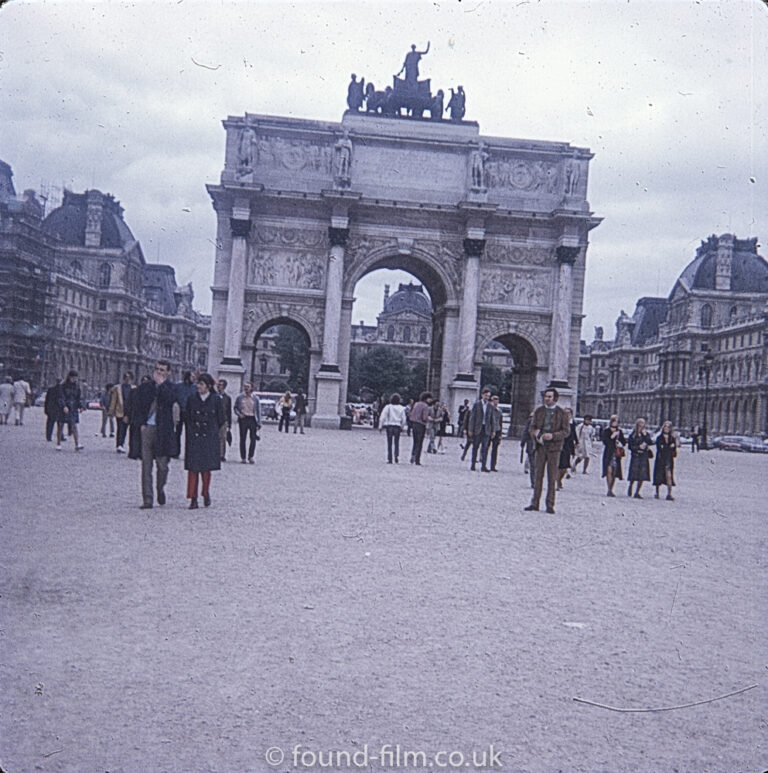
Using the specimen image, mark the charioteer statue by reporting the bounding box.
[396,42,430,84]
[346,43,466,122]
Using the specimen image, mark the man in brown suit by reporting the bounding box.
[524,387,569,514]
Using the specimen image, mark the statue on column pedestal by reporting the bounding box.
[334,129,352,187]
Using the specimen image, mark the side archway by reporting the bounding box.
[477,329,539,436]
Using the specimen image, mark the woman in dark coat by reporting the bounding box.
[653,420,678,501]
[557,408,578,489]
[58,370,83,451]
[601,414,626,497]
[627,417,654,498]
[184,373,225,509]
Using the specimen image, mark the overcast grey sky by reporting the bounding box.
[1,0,766,338]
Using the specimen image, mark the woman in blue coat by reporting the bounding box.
[184,373,225,509]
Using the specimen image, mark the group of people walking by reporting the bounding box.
[602,415,678,500]
[519,388,679,513]
[36,361,309,510]
[0,375,32,426]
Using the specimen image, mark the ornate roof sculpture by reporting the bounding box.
[346,43,466,122]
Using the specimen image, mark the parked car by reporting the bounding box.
[713,435,747,452]
[739,437,768,454]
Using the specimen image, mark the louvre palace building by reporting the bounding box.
[0,160,210,394]
[578,233,768,438]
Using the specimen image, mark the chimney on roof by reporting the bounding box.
[715,233,733,291]
[594,326,603,341]
[85,190,103,248]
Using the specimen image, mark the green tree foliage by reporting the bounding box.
[480,362,514,402]
[347,345,424,402]
[272,325,309,391]
[405,359,428,401]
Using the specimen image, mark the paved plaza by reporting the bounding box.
[1,408,766,773]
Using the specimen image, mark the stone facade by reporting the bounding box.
[208,110,599,431]
[578,234,768,438]
[0,161,210,394]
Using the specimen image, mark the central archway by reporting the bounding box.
[339,244,458,412]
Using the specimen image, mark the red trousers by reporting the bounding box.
[186,470,211,499]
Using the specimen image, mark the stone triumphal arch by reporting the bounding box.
[207,105,600,429]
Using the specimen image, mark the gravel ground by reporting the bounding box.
[1,408,766,773]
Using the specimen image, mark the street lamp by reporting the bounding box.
[701,350,715,449]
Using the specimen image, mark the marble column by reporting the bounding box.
[449,238,484,418]
[312,226,348,429]
[218,214,250,388]
[547,245,581,408]
[548,245,579,392]
[456,238,484,376]
[319,227,348,371]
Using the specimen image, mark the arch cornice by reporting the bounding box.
[342,238,461,307]
[474,317,549,366]
[242,303,321,351]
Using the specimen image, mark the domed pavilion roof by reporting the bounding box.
[676,234,768,293]
[381,282,432,317]
[43,189,136,249]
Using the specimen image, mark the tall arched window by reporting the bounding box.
[387,325,395,341]
[419,327,427,343]
[729,305,738,321]
[700,304,713,328]
[403,326,411,343]
[99,263,111,287]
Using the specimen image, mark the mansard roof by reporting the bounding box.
[677,234,768,293]
[631,297,668,345]
[42,189,137,249]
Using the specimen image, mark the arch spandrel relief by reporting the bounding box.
[474,317,549,367]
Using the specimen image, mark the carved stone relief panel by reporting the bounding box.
[485,157,560,194]
[484,239,552,266]
[249,225,328,289]
[249,248,326,290]
[479,267,551,307]
[253,135,333,174]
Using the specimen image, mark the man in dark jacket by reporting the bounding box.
[524,388,569,514]
[293,389,308,434]
[216,378,233,461]
[467,387,493,472]
[133,360,178,509]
